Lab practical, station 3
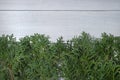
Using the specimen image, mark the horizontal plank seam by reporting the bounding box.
[0,10,120,12]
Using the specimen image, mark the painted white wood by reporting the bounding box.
[0,11,120,41]
[0,0,120,41]
[0,0,120,10]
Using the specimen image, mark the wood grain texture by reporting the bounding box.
[0,11,120,41]
[0,0,120,10]
[0,0,120,41]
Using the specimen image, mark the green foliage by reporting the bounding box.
[0,32,120,80]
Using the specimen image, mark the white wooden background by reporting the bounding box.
[0,0,120,41]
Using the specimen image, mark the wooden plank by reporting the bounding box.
[0,0,120,10]
[0,11,120,41]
